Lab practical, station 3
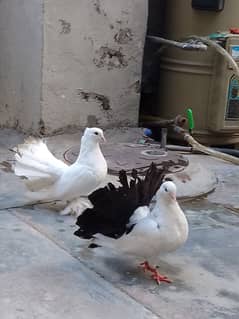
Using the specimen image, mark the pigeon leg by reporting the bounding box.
[140,261,172,284]
[140,261,156,273]
[60,198,92,216]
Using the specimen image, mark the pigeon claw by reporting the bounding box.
[139,261,172,285]
[151,270,172,285]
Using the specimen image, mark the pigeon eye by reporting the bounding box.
[94,132,99,135]
[164,187,168,192]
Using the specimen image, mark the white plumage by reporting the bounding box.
[13,127,107,214]
[95,181,188,260]
[77,180,189,284]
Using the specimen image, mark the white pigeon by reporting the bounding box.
[74,164,189,284]
[10,127,107,215]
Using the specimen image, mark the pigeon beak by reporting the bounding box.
[169,193,176,201]
[101,134,106,143]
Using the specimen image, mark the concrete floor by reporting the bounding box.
[0,128,239,319]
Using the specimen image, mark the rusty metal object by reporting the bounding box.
[64,143,188,175]
[140,115,187,129]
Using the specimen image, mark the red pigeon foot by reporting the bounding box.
[140,261,172,284]
[151,269,172,285]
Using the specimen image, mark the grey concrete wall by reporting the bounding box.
[0,0,43,132]
[41,0,148,134]
[0,0,147,134]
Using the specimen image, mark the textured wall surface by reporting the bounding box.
[41,0,147,134]
[0,0,147,134]
[0,0,43,132]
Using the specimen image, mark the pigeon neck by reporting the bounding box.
[154,196,178,215]
[76,137,100,162]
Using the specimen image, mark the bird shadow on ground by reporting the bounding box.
[98,255,185,288]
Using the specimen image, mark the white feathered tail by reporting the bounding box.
[14,137,68,200]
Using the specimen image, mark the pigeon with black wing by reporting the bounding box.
[74,163,189,284]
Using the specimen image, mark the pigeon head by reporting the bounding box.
[156,181,177,201]
[83,127,106,143]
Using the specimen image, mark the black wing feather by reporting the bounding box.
[74,162,170,240]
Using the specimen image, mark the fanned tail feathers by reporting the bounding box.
[1,137,68,192]
[75,162,171,241]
